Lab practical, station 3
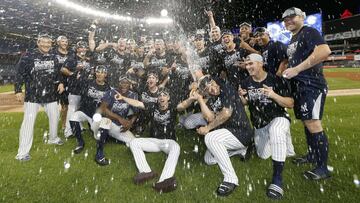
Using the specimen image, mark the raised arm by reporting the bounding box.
[206,10,216,28]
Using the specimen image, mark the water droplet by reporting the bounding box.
[320,184,324,193]
[353,175,360,188]
[333,98,337,103]
[187,162,190,169]
[84,150,88,159]
[193,145,198,153]
[94,185,99,195]
[39,167,42,174]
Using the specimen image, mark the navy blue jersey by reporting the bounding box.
[102,89,138,126]
[78,80,110,118]
[63,53,93,95]
[147,52,172,72]
[53,49,72,86]
[287,26,327,91]
[195,47,211,74]
[144,102,177,140]
[140,88,158,105]
[207,77,253,146]
[207,40,226,78]
[261,40,287,75]
[240,73,291,128]
[222,47,248,89]
[15,49,62,103]
[107,49,131,88]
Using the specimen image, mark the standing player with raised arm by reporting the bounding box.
[281,7,332,180]
[14,34,65,161]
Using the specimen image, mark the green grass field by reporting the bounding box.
[0,95,359,202]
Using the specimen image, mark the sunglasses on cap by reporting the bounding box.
[239,22,252,28]
[95,65,108,73]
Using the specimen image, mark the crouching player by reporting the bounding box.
[116,88,180,193]
[95,76,138,166]
[69,65,110,154]
[239,54,295,199]
[196,75,254,196]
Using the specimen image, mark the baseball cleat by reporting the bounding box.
[48,139,64,146]
[73,145,84,154]
[15,154,31,162]
[267,183,284,199]
[292,154,315,165]
[303,168,331,180]
[216,182,237,196]
[153,177,177,193]
[133,171,158,185]
[95,157,109,166]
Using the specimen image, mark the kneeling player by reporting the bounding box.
[69,65,110,154]
[197,75,254,196]
[116,88,180,193]
[95,76,138,166]
[239,54,295,199]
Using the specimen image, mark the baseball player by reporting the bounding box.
[116,88,179,193]
[196,75,254,196]
[281,7,332,180]
[54,35,70,130]
[14,33,65,161]
[220,30,248,90]
[239,53,295,199]
[253,27,288,76]
[94,76,138,166]
[107,38,131,87]
[61,41,93,138]
[69,65,110,154]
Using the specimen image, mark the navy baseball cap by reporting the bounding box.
[221,29,233,37]
[282,7,306,20]
[239,22,252,28]
[195,34,205,40]
[198,75,212,92]
[76,41,88,49]
[158,87,170,96]
[95,65,108,73]
[118,75,132,82]
[253,27,270,36]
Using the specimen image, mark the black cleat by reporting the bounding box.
[95,157,109,166]
[73,145,84,154]
[267,183,284,200]
[153,177,177,193]
[216,182,237,196]
[292,154,315,165]
[303,168,331,180]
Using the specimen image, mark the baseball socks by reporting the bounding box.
[70,121,84,154]
[304,131,330,180]
[95,128,110,166]
[267,160,284,199]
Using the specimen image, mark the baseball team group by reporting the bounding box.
[13,7,331,199]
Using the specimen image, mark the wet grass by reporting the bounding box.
[0,95,360,202]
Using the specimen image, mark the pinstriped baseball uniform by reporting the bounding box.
[14,49,63,160]
[240,73,295,161]
[130,102,180,182]
[203,78,253,185]
[63,53,93,137]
